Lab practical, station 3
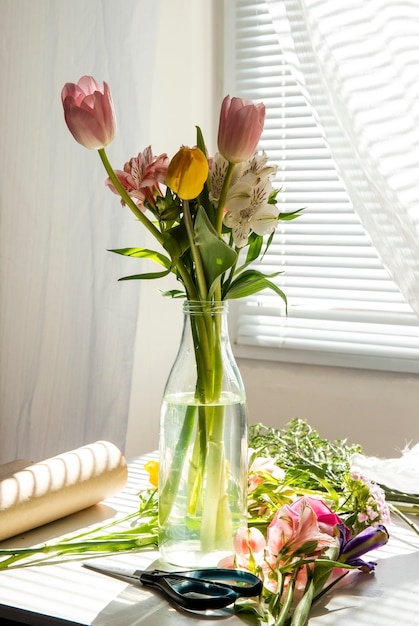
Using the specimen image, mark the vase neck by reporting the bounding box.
[182,300,228,316]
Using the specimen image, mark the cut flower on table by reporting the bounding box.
[1,418,417,626]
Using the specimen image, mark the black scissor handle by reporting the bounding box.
[182,568,263,597]
[139,570,238,610]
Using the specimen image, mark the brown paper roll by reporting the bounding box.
[0,441,128,541]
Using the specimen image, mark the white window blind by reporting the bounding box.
[224,0,419,373]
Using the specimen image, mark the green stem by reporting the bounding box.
[159,404,197,526]
[214,161,235,303]
[389,503,419,535]
[216,161,235,235]
[274,574,296,626]
[182,200,208,301]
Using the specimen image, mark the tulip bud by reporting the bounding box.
[166,146,208,200]
[61,76,116,150]
[217,95,265,164]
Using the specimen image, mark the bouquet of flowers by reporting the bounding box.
[60,76,299,297]
[60,76,302,559]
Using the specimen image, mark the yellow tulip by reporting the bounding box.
[144,460,159,486]
[166,146,208,200]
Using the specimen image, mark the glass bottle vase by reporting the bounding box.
[158,300,248,567]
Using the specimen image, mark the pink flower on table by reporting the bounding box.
[248,457,285,492]
[234,526,266,556]
[218,527,266,571]
[106,147,169,210]
[297,495,344,536]
[218,95,265,164]
[61,76,116,150]
[267,497,338,558]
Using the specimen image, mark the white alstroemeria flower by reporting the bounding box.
[242,150,278,179]
[224,175,278,247]
[250,202,280,235]
[209,152,230,202]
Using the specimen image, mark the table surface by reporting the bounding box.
[0,454,418,625]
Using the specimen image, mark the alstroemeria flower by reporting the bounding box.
[248,457,285,492]
[61,76,116,150]
[106,147,168,210]
[241,151,278,180]
[338,523,389,572]
[267,498,338,557]
[223,175,279,247]
[298,495,344,536]
[234,526,267,556]
[166,146,208,200]
[218,95,265,164]
[209,152,230,202]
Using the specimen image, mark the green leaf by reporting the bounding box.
[162,223,190,264]
[118,269,171,281]
[109,247,171,269]
[196,125,207,155]
[223,269,287,307]
[194,208,237,298]
[245,233,264,265]
[278,207,305,221]
[160,289,186,299]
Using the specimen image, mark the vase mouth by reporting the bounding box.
[183,300,228,314]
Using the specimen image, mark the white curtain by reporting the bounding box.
[267,0,419,317]
[0,0,159,463]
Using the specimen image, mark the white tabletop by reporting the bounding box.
[0,454,418,625]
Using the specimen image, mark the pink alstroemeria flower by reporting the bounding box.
[233,526,267,556]
[267,497,338,557]
[61,76,116,150]
[248,457,285,492]
[106,147,169,210]
[297,495,344,536]
[218,95,265,164]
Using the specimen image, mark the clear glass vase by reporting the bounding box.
[158,300,248,567]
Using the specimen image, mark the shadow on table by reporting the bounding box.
[0,503,118,549]
[309,549,419,623]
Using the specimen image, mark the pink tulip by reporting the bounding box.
[61,76,116,150]
[217,95,265,164]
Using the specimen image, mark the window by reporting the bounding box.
[224,0,419,374]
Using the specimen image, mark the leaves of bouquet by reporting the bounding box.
[109,247,173,281]
[194,208,237,298]
[223,269,287,305]
[245,233,264,265]
[162,223,191,264]
[278,208,305,221]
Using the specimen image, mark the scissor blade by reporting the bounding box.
[83,562,145,584]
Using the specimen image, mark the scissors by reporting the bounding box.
[83,562,263,611]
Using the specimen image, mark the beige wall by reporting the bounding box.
[238,359,419,457]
